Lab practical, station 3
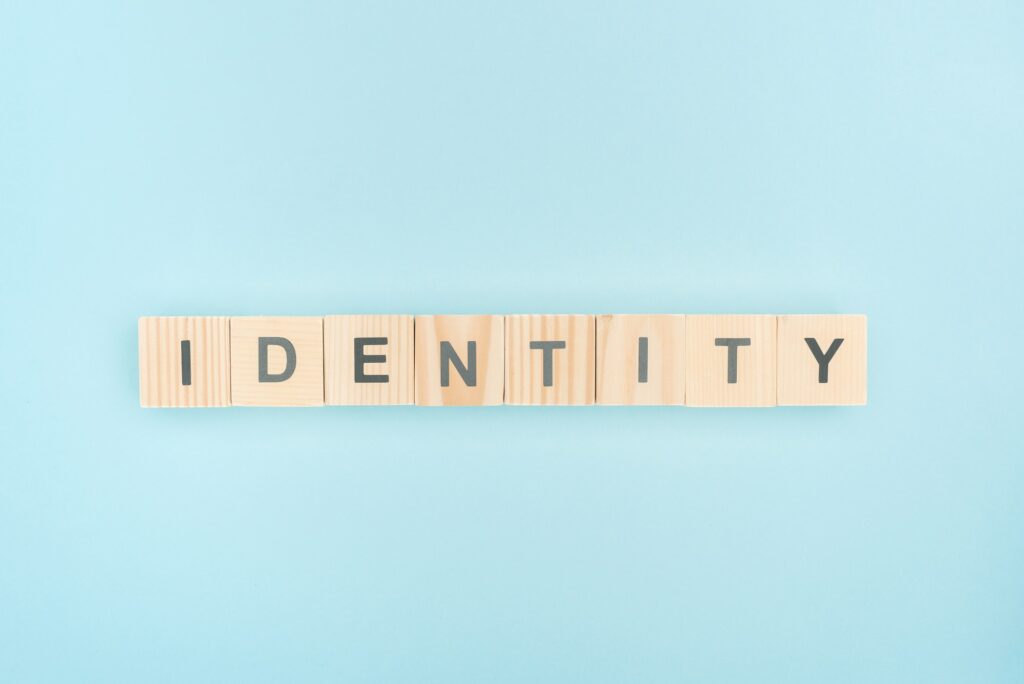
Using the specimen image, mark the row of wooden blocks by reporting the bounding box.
[138,314,867,407]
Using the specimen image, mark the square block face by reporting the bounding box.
[777,315,867,405]
[324,315,413,405]
[138,316,230,407]
[685,315,777,407]
[596,314,685,405]
[415,315,504,406]
[505,315,595,405]
[230,317,324,406]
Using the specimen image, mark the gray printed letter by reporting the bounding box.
[714,338,751,384]
[258,337,297,383]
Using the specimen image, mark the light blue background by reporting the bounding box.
[2,1,1022,682]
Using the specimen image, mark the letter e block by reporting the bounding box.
[685,315,776,407]
[505,315,595,405]
[596,314,685,405]
[230,316,324,406]
[415,315,504,406]
[324,315,414,405]
[138,316,230,407]
[777,315,867,405]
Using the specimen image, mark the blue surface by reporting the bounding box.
[2,2,1022,682]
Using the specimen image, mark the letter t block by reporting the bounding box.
[505,315,595,405]
[684,315,777,407]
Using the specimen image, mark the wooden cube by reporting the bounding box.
[777,314,867,405]
[138,316,231,407]
[596,314,686,405]
[415,315,504,406]
[505,315,595,405]
[324,315,413,405]
[230,316,324,406]
[684,315,776,407]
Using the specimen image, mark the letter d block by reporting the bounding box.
[415,315,504,406]
[324,315,414,405]
[685,315,776,407]
[505,315,595,405]
[230,316,324,406]
[138,316,230,407]
[777,315,867,405]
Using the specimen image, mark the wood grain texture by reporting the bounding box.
[684,315,776,407]
[324,315,413,405]
[596,314,685,405]
[415,315,504,406]
[777,314,867,405]
[505,315,595,405]
[230,316,324,406]
[138,316,230,407]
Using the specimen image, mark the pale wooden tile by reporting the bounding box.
[505,315,595,405]
[230,316,324,406]
[324,315,413,405]
[777,314,867,405]
[684,315,776,407]
[138,316,231,408]
[596,314,685,405]
[415,315,504,406]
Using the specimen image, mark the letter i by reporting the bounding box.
[180,340,192,386]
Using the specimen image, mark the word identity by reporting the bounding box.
[138,314,867,408]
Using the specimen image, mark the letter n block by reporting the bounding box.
[324,315,414,405]
[684,315,776,407]
[505,315,595,405]
[138,316,230,407]
[777,315,867,405]
[596,314,686,405]
[230,316,324,406]
[415,315,504,406]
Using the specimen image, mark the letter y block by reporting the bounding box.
[777,315,867,405]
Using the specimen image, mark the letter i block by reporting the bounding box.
[596,314,686,405]
[138,316,231,407]
[230,316,324,406]
[324,315,414,405]
[684,315,777,407]
[777,315,867,405]
[505,315,595,405]
[415,315,504,406]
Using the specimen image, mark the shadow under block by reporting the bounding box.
[415,315,504,406]
[230,316,324,406]
[684,315,777,407]
[324,315,413,405]
[596,314,686,405]
[777,314,867,405]
[138,316,231,407]
[505,315,596,405]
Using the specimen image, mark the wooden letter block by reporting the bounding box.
[777,314,867,405]
[138,316,230,407]
[324,315,413,405]
[505,315,595,405]
[230,316,324,406]
[596,314,686,405]
[415,315,504,406]
[684,315,776,407]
